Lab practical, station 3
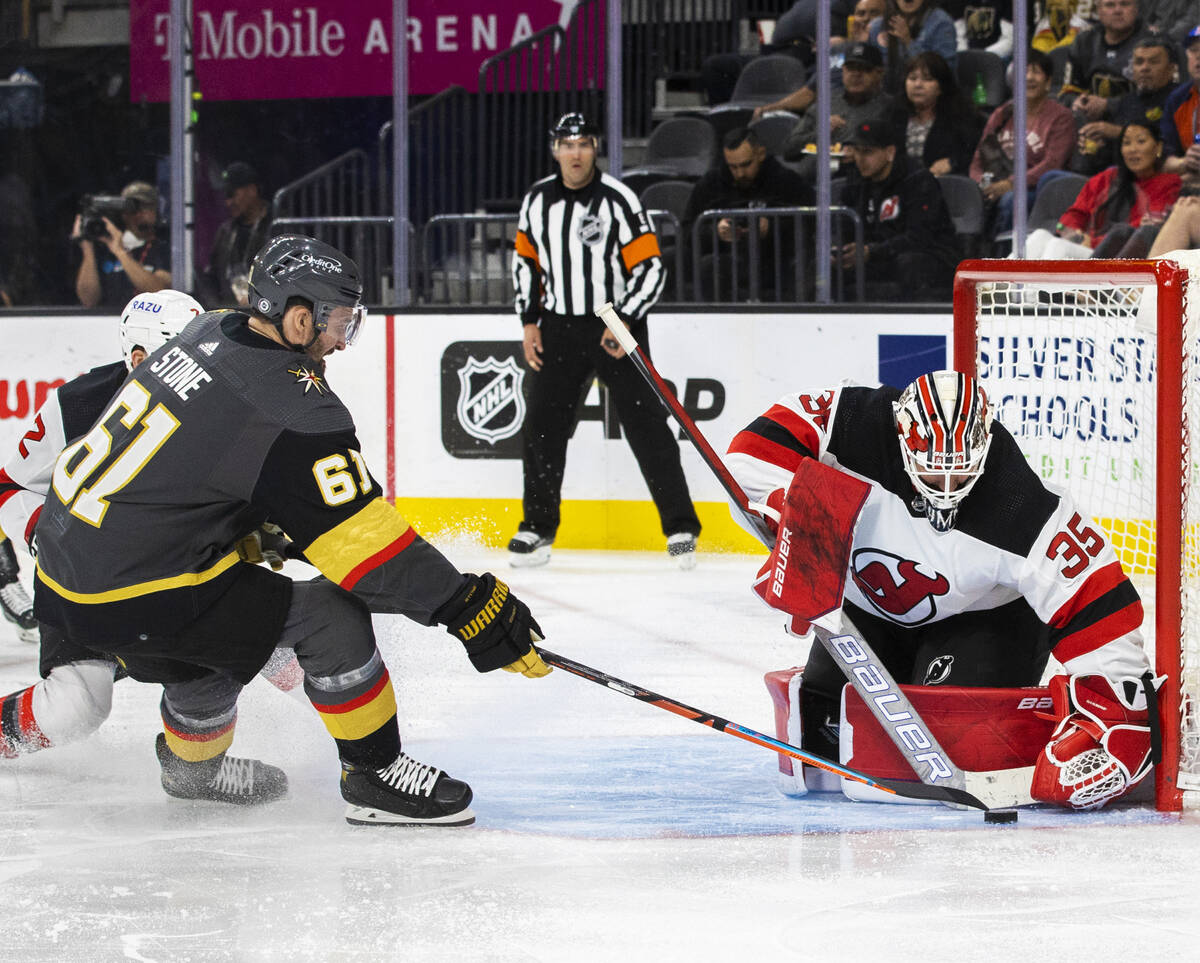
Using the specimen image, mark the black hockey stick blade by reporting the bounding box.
[539,647,990,811]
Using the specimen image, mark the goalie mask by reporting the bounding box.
[893,370,994,533]
[119,289,203,371]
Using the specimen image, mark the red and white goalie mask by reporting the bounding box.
[893,370,994,533]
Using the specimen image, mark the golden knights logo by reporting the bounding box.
[288,365,327,395]
[441,342,528,458]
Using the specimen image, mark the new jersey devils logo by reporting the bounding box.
[850,548,949,624]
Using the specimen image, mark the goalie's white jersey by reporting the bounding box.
[726,382,1150,680]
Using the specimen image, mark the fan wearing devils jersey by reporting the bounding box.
[728,370,1159,810]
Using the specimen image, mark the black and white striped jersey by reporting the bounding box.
[513,171,665,324]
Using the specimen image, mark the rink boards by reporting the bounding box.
[0,308,952,551]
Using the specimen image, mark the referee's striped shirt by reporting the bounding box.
[513,171,665,325]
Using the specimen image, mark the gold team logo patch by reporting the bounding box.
[288,365,327,395]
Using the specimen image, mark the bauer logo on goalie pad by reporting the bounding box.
[441,342,527,458]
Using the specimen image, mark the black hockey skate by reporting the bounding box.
[0,539,36,643]
[156,733,288,805]
[340,752,475,827]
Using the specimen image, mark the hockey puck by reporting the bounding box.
[983,809,1018,824]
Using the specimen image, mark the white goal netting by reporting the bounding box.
[959,253,1200,809]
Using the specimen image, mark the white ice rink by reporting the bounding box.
[2,543,1199,962]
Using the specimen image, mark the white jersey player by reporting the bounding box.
[0,291,299,803]
[728,370,1158,810]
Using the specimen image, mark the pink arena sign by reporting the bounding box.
[130,0,583,101]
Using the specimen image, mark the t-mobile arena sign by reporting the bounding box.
[130,0,583,100]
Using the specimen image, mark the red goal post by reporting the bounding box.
[952,257,1193,812]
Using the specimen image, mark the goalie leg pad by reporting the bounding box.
[1031,673,1159,811]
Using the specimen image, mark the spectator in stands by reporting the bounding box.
[1033,0,1090,54]
[943,1,1037,60]
[1023,120,1180,258]
[750,2,888,125]
[682,127,812,300]
[837,117,962,300]
[197,162,273,307]
[887,51,984,176]
[776,42,892,170]
[1147,195,1200,254]
[1162,25,1200,191]
[1144,0,1196,47]
[868,0,958,93]
[73,181,171,310]
[969,49,1076,234]
[1060,0,1143,111]
[701,0,857,105]
[1070,34,1178,176]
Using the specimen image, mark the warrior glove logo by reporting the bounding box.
[456,355,525,444]
[850,548,949,624]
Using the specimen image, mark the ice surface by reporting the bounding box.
[2,545,1199,962]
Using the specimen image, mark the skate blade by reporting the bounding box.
[508,547,551,569]
[343,803,477,827]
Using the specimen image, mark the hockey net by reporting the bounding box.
[953,255,1200,812]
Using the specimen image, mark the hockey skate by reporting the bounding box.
[667,533,697,571]
[0,580,37,643]
[156,733,288,805]
[0,539,37,643]
[340,752,475,827]
[507,530,553,568]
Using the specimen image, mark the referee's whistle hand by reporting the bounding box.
[523,323,544,371]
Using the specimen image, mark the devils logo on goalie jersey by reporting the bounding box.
[850,548,949,624]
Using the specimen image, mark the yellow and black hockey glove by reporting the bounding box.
[435,573,550,677]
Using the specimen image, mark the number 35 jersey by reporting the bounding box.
[726,382,1151,681]
[34,311,464,643]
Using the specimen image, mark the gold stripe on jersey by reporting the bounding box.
[35,551,241,604]
[304,497,417,589]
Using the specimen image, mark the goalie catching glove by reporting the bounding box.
[1031,673,1162,810]
[435,573,551,678]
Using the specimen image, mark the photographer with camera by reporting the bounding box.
[72,181,171,309]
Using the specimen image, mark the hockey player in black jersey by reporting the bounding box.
[32,235,550,826]
[729,370,1159,810]
[0,290,307,804]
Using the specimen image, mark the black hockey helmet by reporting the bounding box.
[248,234,365,347]
[549,111,600,146]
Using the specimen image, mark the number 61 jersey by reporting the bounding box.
[34,311,462,650]
[726,382,1151,681]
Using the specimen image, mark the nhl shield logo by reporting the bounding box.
[456,355,525,444]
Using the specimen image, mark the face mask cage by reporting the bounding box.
[893,372,993,532]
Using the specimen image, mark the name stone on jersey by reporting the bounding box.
[148,347,213,401]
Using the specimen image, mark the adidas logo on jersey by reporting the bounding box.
[198,341,219,356]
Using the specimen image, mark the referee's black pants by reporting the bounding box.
[519,313,701,540]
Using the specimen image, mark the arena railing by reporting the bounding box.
[690,207,865,303]
[271,149,373,225]
[419,210,687,307]
[268,215,412,305]
[476,0,605,211]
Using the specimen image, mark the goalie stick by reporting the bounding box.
[595,302,1036,809]
[538,647,993,810]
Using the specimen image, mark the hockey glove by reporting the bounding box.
[1031,673,1161,810]
[435,573,550,676]
[236,523,293,572]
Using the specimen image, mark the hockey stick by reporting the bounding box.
[538,647,991,810]
[596,303,1035,809]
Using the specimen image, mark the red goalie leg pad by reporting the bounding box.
[1031,674,1154,810]
[764,667,804,777]
[842,683,1056,777]
[752,459,871,623]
